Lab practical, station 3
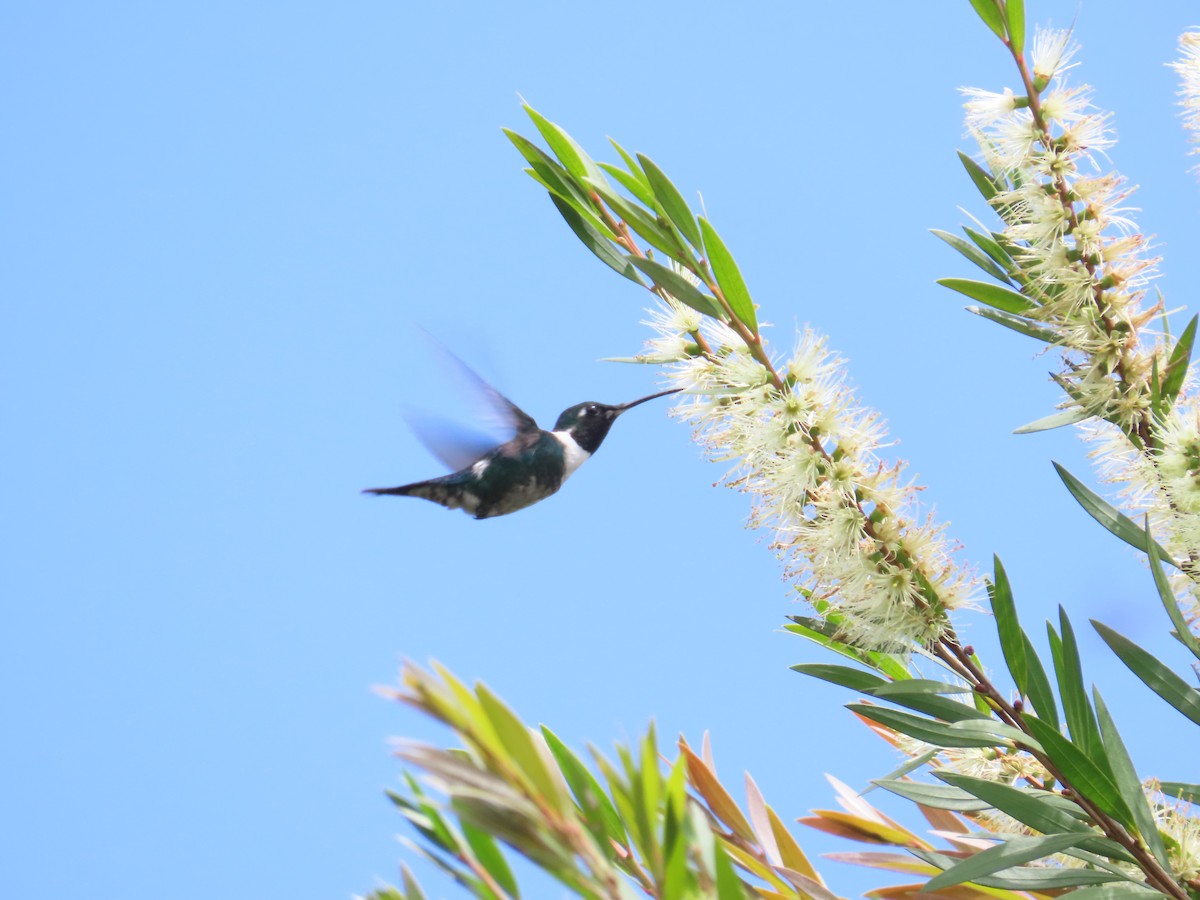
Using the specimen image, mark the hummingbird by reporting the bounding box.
[363,351,680,519]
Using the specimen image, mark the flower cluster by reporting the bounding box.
[638,296,974,651]
[964,27,1160,438]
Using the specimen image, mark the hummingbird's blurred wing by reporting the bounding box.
[402,331,540,471]
[434,341,539,436]
[401,407,504,471]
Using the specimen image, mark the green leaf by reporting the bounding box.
[790,663,886,692]
[1020,628,1060,730]
[963,226,1017,273]
[931,228,1010,282]
[1013,407,1092,434]
[873,778,993,812]
[475,685,565,811]
[698,217,757,332]
[713,843,744,900]
[967,305,1059,343]
[540,726,626,849]
[597,162,656,209]
[1022,714,1134,827]
[1093,690,1170,868]
[912,848,1123,890]
[923,832,1090,892]
[505,129,593,210]
[546,194,643,286]
[627,256,724,320]
[989,556,1028,698]
[1004,0,1026,55]
[1159,781,1200,803]
[460,820,520,898]
[938,278,1035,314]
[968,0,1007,40]
[846,704,1007,748]
[609,137,648,182]
[784,619,912,681]
[1054,608,1103,764]
[637,154,703,252]
[1053,462,1179,567]
[1146,521,1200,660]
[935,773,1135,863]
[864,681,991,723]
[1094,620,1200,727]
[1161,313,1197,411]
[522,105,607,186]
[958,150,1000,201]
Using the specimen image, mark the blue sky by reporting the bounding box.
[6,3,1200,897]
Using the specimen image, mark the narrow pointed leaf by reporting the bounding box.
[988,557,1028,699]
[505,129,592,211]
[1093,621,1200,726]
[547,194,642,285]
[935,773,1136,863]
[874,779,993,812]
[1146,524,1200,661]
[1093,691,1170,868]
[627,256,724,319]
[475,686,565,811]
[679,741,755,842]
[767,804,820,880]
[962,226,1017,272]
[1159,782,1200,803]
[911,849,1123,890]
[967,305,1059,343]
[698,217,757,332]
[968,0,1007,40]
[1004,0,1025,54]
[522,105,607,186]
[609,137,647,182]
[1054,608,1103,764]
[938,278,1035,314]
[540,726,626,848]
[864,685,991,723]
[862,750,940,795]
[924,832,1089,892]
[1054,462,1178,567]
[637,154,703,251]
[597,161,656,208]
[1021,714,1134,827]
[1013,407,1092,434]
[931,229,1010,282]
[784,619,912,681]
[1019,628,1059,729]
[846,704,1006,748]
[790,663,887,692]
[459,820,520,898]
[958,150,1000,200]
[1161,314,1197,409]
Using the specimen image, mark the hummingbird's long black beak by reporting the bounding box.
[613,387,682,413]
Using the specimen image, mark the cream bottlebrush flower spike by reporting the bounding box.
[641,293,975,652]
[964,24,1160,441]
[958,25,1200,626]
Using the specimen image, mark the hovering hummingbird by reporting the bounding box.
[363,349,680,519]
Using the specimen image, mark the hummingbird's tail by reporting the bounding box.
[363,477,483,517]
[362,484,418,497]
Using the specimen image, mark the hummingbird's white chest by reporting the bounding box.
[551,431,591,479]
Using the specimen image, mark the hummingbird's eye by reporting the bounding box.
[586,404,598,414]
